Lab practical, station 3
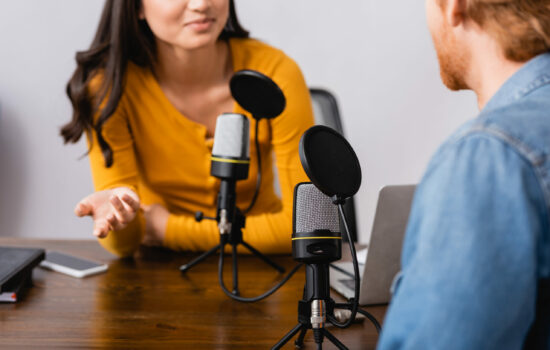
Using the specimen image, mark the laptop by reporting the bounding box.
[330,184,416,305]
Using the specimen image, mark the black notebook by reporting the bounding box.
[0,246,45,293]
[0,270,32,302]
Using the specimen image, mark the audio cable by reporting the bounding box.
[218,244,303,303]
[329,201,380,334]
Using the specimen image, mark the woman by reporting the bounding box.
[61,0,314,257]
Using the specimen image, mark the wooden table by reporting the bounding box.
[0,238,386,349]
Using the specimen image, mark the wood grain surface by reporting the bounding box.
[0,238,386,349]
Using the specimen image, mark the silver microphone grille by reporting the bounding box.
[294,183,340,233]
[212,113,250,159]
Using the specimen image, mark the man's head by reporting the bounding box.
[426,0,550,91]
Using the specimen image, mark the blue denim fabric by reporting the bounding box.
[377,53,550,350]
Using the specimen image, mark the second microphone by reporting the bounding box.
[210,113,250,235]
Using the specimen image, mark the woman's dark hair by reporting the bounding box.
[61,0,249,167]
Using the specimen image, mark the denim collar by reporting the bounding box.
[483,52,550,113]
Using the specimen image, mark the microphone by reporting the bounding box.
[182,70,289,299]
[293,182,342,264]
[273,127,368,349]
[211,113,250,235]
[289,182,342,334]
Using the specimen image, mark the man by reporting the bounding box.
[377,1,550,349]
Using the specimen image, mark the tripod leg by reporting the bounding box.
[180,244,221,273]
[294,327,307,349]
[232,244,239,296]
[322,329,348,350]
[241,241,286,273]
[272,323,304,350]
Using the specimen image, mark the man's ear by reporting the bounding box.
[446,0,466,27]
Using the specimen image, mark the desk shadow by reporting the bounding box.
[0,102,28,237]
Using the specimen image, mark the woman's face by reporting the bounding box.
[140,0,230,51]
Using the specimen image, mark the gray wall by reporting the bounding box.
[0,1,478,242]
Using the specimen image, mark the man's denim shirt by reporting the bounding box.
[377,53,550,350]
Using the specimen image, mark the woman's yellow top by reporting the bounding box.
[87,38,315,257]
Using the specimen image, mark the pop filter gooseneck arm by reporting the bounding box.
[243,120,262,214]
[230,70,286,214]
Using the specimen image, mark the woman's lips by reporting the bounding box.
[185,18,215,31]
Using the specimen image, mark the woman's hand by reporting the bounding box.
[141,204,170,246]
[74,187,140,238]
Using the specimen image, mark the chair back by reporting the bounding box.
[309,88,358,242]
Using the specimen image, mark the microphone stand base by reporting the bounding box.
[179,211,285,296]
[272,317,348,350]
[272,263,349,350]
[179,244,222,273]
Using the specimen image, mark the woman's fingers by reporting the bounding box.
[110,195,128,224]
[121,193,140,213]
[93,219,111,238]
[109,194,137,229]
[74,199,93,217]
[106,213,118,230]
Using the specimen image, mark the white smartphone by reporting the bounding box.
[39,251,108,278]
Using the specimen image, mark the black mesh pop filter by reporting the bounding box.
[299,125,362,199]
[230,70,286,119]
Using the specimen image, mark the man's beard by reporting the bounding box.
[434,25,470,91]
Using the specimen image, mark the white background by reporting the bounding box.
[0,1,477,243]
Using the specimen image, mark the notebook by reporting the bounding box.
[0,246,45,293]
[0,269,32,302]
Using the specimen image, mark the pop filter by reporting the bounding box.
[230,70,286,119]
[299,125,361,199]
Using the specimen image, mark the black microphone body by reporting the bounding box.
[211,158,249,181]
[216,179,245,241]
[210,113,250,235]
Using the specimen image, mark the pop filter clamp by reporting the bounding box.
[181,70,303,302]
[273,126,380,350]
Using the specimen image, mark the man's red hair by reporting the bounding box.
[440,0,550,61]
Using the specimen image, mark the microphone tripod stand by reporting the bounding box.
[179,181,285,296]
[273,262,382,349]
[272,182,381,349]
[272,264,348,350]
